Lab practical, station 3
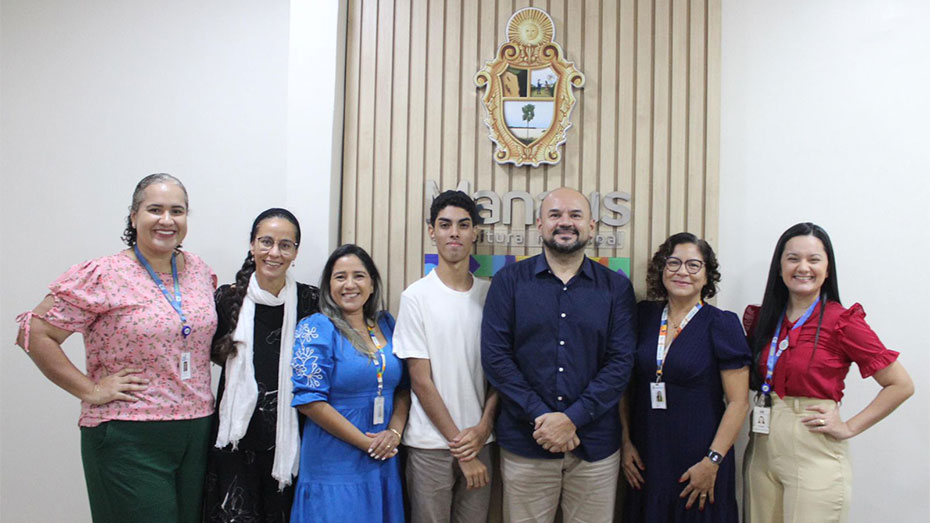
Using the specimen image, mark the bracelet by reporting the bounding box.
[389,428,402,442]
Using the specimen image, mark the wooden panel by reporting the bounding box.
[669,0,689,233]
[353,0,378,250]
[687,0,707,236]
[704,0,722,248]
[632,0,654,296]
[340,0,362,244]
[404,0,428,307]
[373,0,395,298]
[340,0,721,305]
[388,0,411,313]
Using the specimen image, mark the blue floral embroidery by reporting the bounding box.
[292,324,322,387]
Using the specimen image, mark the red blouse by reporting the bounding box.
[743,301,898,402]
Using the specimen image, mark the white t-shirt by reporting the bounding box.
[393,269,493,449]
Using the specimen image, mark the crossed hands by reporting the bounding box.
[366,430,401,460]
[450,424,492,489]
[533,412,579,453]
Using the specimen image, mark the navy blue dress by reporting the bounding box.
[625,301,751,523]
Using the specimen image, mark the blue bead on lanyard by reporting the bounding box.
[134,244,191,338]
[760,300,819,397]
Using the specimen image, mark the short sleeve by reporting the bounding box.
[291,314,336,406]
[742,304,761,339]
[712,309,753,371]
[43,259,114,334]
[836,303,899,378]
[392,292,430,359]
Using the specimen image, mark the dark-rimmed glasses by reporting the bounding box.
[665,256,704,274]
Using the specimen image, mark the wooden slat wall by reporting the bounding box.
[341,0,721,310]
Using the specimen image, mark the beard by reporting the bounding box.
[542,226,588,254]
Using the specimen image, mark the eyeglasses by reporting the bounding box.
[665,257,704,274]
[256,236,298,255]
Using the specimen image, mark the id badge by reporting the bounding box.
[752,406,771,434]
[373,395,385,425]
[650,382,667,410]
[180,352,192,380]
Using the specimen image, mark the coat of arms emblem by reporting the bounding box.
[475,8,585,167]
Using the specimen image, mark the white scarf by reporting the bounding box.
[215,272,300,490]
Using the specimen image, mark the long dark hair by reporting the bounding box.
[121,173,189,246]
[319,244,384,357]
[749,222,841,388]
[645,232,722,300]
[212,208,301,362]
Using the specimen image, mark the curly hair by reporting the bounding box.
[121,173,189,246]
[645,232,721,300]
[428,190,480,226]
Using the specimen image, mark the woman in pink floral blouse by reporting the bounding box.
[15,173,218,523]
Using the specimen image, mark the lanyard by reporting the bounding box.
[367,322,386,397]
[655,300,703,382]
[760,300,818,396]
[134,244,191,338]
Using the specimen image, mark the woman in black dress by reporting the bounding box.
[204,208,319,522]
[620,233,751,522]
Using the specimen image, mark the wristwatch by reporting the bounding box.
[706,449,723,464]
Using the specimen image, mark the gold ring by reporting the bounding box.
[700,494,707,498]
[820,418,826,426]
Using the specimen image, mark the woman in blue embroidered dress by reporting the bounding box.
[289,244,409,523]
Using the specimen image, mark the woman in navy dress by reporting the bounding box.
[620,233,751,522]
[289,244,410,523]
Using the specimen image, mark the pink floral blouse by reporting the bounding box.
[16,250,217,427]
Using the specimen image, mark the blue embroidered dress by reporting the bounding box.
[290,312,406,523]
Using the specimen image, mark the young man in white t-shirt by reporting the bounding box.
[393,190,499,523]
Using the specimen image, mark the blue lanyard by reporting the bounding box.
[761,300,818,395]
[134,244,191,337]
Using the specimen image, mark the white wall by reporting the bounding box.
[0,1,343,521]
[719,1,930,521]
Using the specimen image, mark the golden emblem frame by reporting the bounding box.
[475,8,585,167]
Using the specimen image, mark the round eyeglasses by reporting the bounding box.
[256,236,297,255]
[665,256,704,274]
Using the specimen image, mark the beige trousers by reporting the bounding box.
[405,445,494,523]
[500,448,620,523]
[743,395,852,523]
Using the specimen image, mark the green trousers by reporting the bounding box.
[80,416,211,523]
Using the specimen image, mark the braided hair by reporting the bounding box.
[212,208,301,363]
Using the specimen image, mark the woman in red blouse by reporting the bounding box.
[742,222,913,523]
